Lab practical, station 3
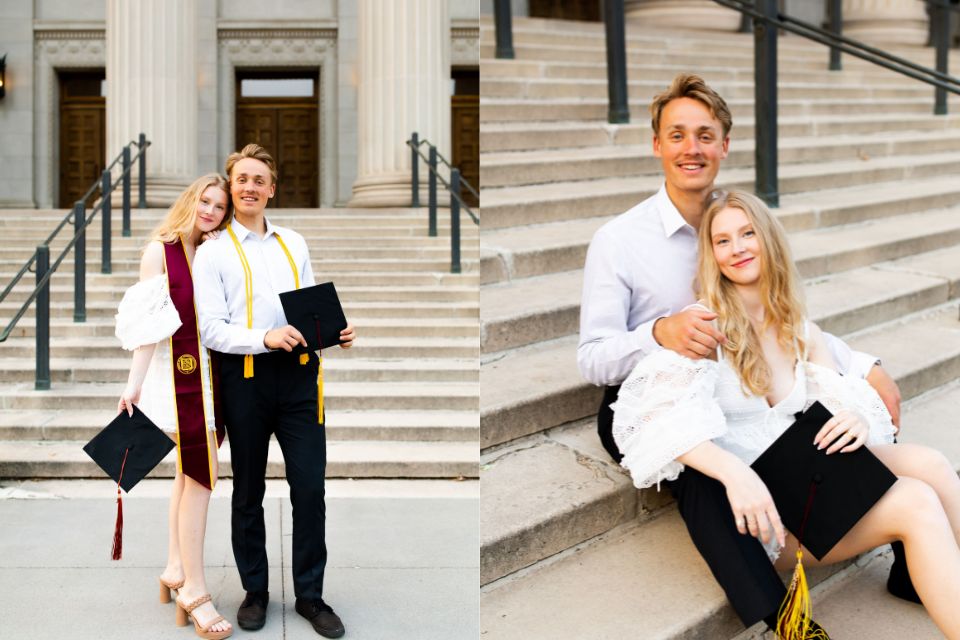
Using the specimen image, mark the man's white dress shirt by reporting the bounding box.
[577,185,877,387]
[193,217,315,354]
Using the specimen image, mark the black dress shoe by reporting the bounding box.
[237,590,269,631]
[295,598,345,638]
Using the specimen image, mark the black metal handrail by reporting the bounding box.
[406,132,478,274]
[0,134,150,390]
[711,0,960,206]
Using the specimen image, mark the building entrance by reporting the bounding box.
[58,71,106,208]
[451,68,479,208]
[235,71,319,208]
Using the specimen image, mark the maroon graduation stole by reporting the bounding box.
[164,239,225,490]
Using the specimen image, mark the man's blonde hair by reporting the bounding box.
[650,73,733,138]
[225,143,278,184]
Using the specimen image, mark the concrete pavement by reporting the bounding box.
[0,479,479,640]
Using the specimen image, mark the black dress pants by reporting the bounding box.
[598,385,785,626]
[219,350,327,600]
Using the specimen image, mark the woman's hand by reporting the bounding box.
[117,384,141,417]
[339,323,356,349]
[724,465,786,548]
[200,229,221,243]
[814,409,869,454]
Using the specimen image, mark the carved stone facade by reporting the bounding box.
[843,0,929,45]
[624,0,742,31]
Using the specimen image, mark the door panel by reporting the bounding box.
[59,72,106,208]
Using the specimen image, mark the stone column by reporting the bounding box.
[349,0,450,208]
[107,0,197,207]
[842,0,928,46]
[625,0,741,32]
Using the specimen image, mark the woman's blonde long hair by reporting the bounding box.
[149,173,232,244]
[696,189,806,396]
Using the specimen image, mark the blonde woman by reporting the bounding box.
[115,174,234,639]
[613,190,960,639]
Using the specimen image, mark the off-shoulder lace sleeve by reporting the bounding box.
[804,361,896,446]
[612,350,727,489]
[114,274,182,350]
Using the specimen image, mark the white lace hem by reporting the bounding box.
[613,350,728,490]
[115,274,182,350]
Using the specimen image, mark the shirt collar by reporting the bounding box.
[230,216,276,241]
[655,184,691,238]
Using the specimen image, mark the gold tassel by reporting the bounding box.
[317,358,324,424]
[300,353,309,365]
[243,354,253,378]
[776,550,828,640]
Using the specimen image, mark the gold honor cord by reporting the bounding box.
[227,225,325,424]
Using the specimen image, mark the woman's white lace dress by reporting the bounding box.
[115,274,217,433]
[611,321,896,560]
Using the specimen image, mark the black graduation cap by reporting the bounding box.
[83,405,175,493]
[83,405,175,560]
[279,281,348,352]
[751,401,897,561]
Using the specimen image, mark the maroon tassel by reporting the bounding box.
[111,448,130,561]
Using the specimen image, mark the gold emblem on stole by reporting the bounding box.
[176,354,198,374]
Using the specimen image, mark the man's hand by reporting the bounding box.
[339,323,356,349]
[264,325,307,352]
[653,308,727,359]
[866,364,901,433]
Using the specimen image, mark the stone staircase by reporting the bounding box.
[479,16,960,639]
[0,206,479,480]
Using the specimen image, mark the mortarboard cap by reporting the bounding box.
[751,401,897,561]
[279,281,348,352]
[83,405,175,493]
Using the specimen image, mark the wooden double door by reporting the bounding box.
[59,71,106,208]
[451,69,479,208]
[236,72,319,208]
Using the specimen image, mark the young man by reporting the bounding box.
[577,74,910,630]
[193,144,355,638]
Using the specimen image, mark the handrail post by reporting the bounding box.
[934,1,949,115]
[604,0,630,124]
[428,145,438,237]
[754,0,780,207]
[411,132,420,208]
[73,200,86,322]
[122,145,131,237]
[450,169,462,274]
[35,245,51,391]
[101,169,112,274]
[138,132,147,209]
[828,0,842,71]
[493,0,515,59]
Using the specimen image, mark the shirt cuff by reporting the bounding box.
[251,329,270,355]
[848,350,880,380]
[634,317,663,357]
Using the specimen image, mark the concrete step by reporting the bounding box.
[0,357,480,384]
[482,76,937,102]
[3,316,480,340]
[481,129,960,188]
[480,113,960,153]
[481,96,950,124]
[0,408,479,443]
[481,152,960,230]
[480,221,960,355]
[0,380,478,412]
[0,335,479,359]
[0,299,479,320]
[0,284,479,304]
[479,380,960,632]
[480,304,960,450]
[480,177,960,284]
[0,437,479,480]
